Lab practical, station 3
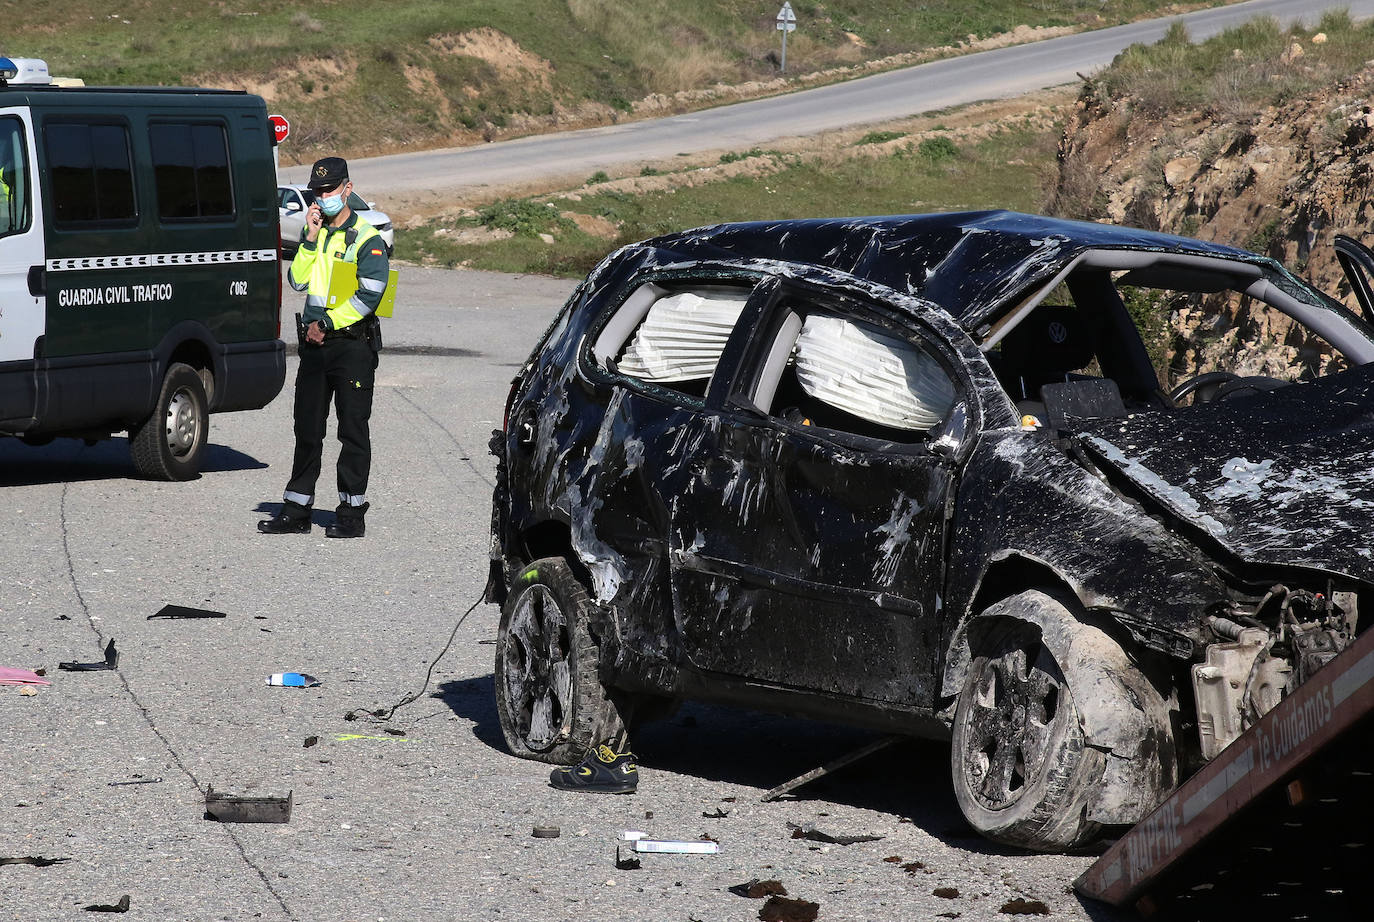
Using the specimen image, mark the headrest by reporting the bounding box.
[997,304,1098,376]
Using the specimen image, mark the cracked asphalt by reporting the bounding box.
[0,267,1130,922]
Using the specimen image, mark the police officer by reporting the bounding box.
[258,156,389,539]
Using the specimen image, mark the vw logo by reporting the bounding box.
[1047,321,1068,344]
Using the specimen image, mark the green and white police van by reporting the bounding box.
[0,56,284,480]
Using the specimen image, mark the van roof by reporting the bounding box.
[0,84,250,96]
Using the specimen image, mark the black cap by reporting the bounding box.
[307,156,349,191]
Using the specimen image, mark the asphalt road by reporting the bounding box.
[280,0,1374,212]
[0,267,1138,922]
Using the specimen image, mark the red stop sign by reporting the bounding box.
[268,114,290,144]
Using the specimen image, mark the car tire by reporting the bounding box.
[950,592,1105,852]
[494,556,626,764]
[130,362,209,481]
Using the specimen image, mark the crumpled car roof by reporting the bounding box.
[646,209,1272,330]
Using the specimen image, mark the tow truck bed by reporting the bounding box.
[1074,625,1374,918]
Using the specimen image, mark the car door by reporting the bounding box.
[0,107,44,422]
[278,187,305,244]
[668,280,970,706]
[572,272,765,675]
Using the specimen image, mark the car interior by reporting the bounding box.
[982,249,1374,429]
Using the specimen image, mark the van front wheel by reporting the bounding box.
[131,363,208,481]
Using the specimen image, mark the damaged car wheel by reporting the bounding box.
[950,595,1105,851]
[495,556,625,764]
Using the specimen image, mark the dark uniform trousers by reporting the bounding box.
[287,330,378,520]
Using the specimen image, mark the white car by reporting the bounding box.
[277,183,394,257]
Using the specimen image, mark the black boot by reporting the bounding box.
[258,504,311,534]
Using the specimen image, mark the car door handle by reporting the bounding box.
[27,265,45,296]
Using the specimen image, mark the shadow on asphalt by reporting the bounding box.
[0,437,266,486]
[434,675,504,751]
[435,676,1022,855]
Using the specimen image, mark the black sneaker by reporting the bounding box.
[258,513,310,534]
[549,744,638,794]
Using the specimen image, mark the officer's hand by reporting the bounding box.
[306,321,326,345]
[305,203,323,240]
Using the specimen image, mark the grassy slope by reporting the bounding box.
[405,125,1063,277]
[10,1,1215,161]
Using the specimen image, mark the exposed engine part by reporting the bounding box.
[1193,585,1358,759]
[1191,625,1269,760]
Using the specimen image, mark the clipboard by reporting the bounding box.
[327,260,397,318]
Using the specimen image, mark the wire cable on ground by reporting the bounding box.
[344,592,486,722]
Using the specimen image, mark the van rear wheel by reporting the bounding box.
[130,362,208,481]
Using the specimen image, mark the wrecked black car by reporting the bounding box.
[487,210,1374,851]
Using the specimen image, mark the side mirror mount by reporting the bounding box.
[931,402,969,459]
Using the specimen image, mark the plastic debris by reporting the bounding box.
[0,856,70,867]
[631,838,719,855]
[0,666,50,686]
[786,822,883,845]
[532,824,560,839]
[148,605,226,619]
[730,879,788,898]
[59,639,118,672]
[619,830,648,841]
[703,806,731,818]
[266,672,320,687]
[614,846,641,870]
[203,786,292,824]
[18,686,37,696]
[82,894,130,913]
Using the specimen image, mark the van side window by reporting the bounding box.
[44,121,136,227]
[149,122,234,221]
[0,117,30,238]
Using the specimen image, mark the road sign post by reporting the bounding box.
[776,2,796,73]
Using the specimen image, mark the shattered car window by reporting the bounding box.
[603,283,752,397]
[758,308,956,438]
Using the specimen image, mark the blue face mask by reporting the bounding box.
[319,191,345,217]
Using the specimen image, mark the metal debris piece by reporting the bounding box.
[762,736,901,802]
[59,639,118,672]
[107,777,162,787]
[148,605,226,619]
[203,786,292,824]
[631,838,719,855]
[786,822,883,846]
[757,894,818,922]
[531,824,560,839]
[730,879,788,898]
[0,856,70,867]
[82,895,130,913]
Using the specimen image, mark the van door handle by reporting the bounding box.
[27,265,45,296]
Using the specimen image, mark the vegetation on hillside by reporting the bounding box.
[403,124,1061,277]
[5,1,1222,162]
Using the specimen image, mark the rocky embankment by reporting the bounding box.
[1052,47,1374,380]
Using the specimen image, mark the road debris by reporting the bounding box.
[1000,897,1050,914]
[531,824,560,838]
[787,822,883,845]
[82,894,130,913]
[614,847,641,870]
[933,887,960,899]
[0,666,50,686]
[107,777,162,786]
[757,894,818,922]
[631,838,719,855]
[148,605,226,619]
[303,736,319,748]
[702,806,731,818]
[59,639,118,672]
[0,856,70,867]
[266,672,320,687]
[730,879,788,898]
[203,786,292,824]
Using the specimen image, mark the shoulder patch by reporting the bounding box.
[370,248,382,255]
